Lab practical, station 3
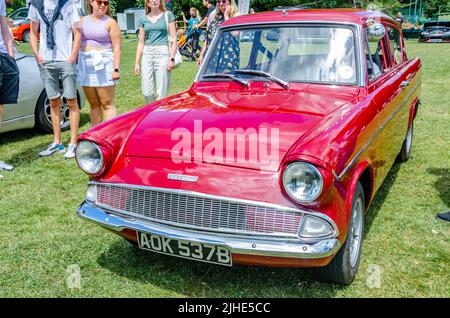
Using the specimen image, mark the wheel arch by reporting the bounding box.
[345,161,374,218]
[409,98,420,125]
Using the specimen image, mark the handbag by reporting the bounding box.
[165,12,182,68]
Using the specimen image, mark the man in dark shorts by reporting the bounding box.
[0,0,20,172]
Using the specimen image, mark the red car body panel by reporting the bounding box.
[77,10,421,269]
[12,23,29,41]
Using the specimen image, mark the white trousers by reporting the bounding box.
[141,45,171,103]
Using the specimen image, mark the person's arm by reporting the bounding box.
[69,27,82,64]
[167,20,176,71]
[109,19,122,80]
[0,16,14,57]
[135,24,145,76]
[30,20,44,64]
[182,12,187,24]
[195,16,208,29]
[68,4,82,64]
[197,38,207,67]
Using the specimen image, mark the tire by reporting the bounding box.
[396,122,413,163]
[316,182,365,285]
[22,30,30,43]
[35,89,80,133]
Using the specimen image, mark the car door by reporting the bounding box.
[365,22,407,188]
[384,23,421,165]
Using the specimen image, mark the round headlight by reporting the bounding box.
[282,162,323,203]
[75,141,104,175]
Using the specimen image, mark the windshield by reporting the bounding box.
[200,25,358,85]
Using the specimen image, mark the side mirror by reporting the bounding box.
[366,19,386,42]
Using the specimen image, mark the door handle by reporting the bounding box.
[400,80,410,87]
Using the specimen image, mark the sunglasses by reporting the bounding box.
[217,0,229,4]
[95,0,109,6]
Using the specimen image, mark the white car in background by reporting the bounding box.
[0,53,85,134]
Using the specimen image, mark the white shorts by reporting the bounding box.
[77,50,117,87]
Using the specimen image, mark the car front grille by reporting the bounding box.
[95,183,302,237]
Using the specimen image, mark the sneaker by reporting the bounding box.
[38,142,66,157]
[64,143,77,159]
[0,161,14,171]
[436,211,450,222]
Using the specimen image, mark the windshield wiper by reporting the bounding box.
[202,73,249,87]
[233,69,289,89]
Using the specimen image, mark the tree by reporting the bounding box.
[423,0,450,19]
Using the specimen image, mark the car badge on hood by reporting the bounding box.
[167,174,199,183]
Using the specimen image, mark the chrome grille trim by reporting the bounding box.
[91,182,306,238]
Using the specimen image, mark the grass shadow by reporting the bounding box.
[427,168,450,209]
[0,129,49,168]
[364,163,401,235]
[97,239,345,297]
[0,128,42,145]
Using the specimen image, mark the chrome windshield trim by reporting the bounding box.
[333,79,421,180]
[88,181,339,241]
[195,21,365,87]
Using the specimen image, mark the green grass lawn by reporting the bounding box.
[0,39,448,298]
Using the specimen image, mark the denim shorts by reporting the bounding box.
[0,53,20,105]
[38,61,77,100]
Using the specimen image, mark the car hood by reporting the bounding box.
[122,85,359,171]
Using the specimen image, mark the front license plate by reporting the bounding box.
[430,38,443,42]
[136,231,232,266]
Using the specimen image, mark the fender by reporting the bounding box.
[344,160,374,221]
[408,97,420,126]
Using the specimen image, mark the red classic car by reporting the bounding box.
[75,9,421,285]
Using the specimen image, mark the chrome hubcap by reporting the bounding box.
[44,96,71,130]
[349,197,363,268]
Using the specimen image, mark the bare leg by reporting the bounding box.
[96,86,117,122]
[83,86,102,127]
[66,98,80,145]
[50,98,62,144]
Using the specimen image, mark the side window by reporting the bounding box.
[365,28,389,81]
[387,26,404,66]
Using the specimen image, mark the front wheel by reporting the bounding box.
[316,182,365,285]
[22,29,30,43]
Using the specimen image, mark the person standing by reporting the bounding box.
[197,0,240,67]
[196,0,216,30]
[395,12,404,26]
[134,0,177,103]
[77,0,121,127]
[28,0,82,159]
[182,7,201,61]
[0,0,20,171]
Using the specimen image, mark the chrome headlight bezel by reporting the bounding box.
[282,161,324,203]
[299,214,335,238]
[75,141,104,175]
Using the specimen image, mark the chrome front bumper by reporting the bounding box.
[77,201,341,260]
